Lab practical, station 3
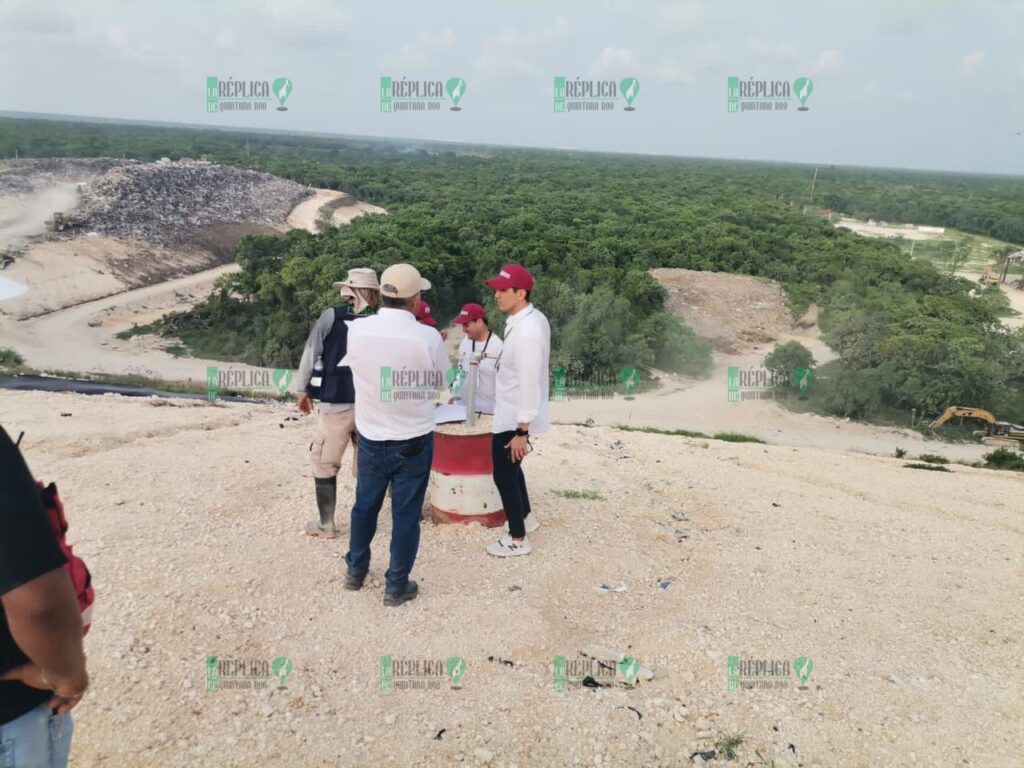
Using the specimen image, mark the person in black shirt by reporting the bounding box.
[0,427,89,767]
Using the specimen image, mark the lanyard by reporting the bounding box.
[472,332,493,359]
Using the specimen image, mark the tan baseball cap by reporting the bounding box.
[379,263,431,299]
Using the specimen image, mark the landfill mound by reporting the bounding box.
[72,161,311,245]
[650,268,796,353]
[0,157,133,196]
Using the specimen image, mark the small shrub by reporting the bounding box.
[983,447,1024,472]
[903,463,951,472]
[893,447,907,458]
[0,347,24,368]
[917,453,949,464]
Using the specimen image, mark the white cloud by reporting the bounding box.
[658,2,705,35]
[748,38,800,64]
[691,41,722,70]
[897,89,916,101]
[652,55,694,83]
[249,1,353,46]
[814,49,843,72]
[961,51,986,74]
[588,47,640,79]
[474,16,571,80]
[0,0,74,34]
[385,28,457,68]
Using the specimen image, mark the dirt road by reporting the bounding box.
[1,390,1018,768]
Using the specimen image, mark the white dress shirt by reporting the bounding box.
[455,332,503,415]
[492,303,551,435]
[339,307,451,441]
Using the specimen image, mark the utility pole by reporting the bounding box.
[808,166,818,210]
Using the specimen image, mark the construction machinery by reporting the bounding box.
[929,406,1024,448]
[978,266,1000,286]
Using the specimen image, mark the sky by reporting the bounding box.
[1,0,1022,175]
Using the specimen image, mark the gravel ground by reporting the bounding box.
[1,391,1020,768]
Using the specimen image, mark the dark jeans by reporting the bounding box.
[492,430,532,539]
[345,431,434,594]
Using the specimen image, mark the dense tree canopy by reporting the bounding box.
[3,117,1021,418]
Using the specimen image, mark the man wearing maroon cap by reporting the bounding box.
[416,300,447,340]
[451,303,503,415]
[483,264,550,557]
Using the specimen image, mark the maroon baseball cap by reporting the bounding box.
[453,303,486,324]
[415,300,438,326]
[485,263,534,292]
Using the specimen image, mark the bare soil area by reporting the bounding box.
[0,391,1018,768]
[650,269,796,354]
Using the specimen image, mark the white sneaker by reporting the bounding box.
[505,514,540,534]
[486,533,532,557]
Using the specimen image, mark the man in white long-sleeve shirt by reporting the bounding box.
[483,264,550,557]
[338,263,450,605]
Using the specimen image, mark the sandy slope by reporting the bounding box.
[286,188,387,233]
[0,391,1019,768]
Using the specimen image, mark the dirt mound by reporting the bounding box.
[651,268,796,353]
[72,161,311,245]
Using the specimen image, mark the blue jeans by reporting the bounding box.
[345,431,434,594]
[0,704,73,768]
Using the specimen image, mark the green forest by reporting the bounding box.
[2,116,1022,420]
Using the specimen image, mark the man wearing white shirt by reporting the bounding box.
[338,263,450,605]
[451,303,503,415]
[483,264,550,557]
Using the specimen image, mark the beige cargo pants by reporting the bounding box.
[310,409,358,479]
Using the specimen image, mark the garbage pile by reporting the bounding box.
[73,161,311,244]
[0,158,133,196]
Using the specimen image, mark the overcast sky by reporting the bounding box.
[1,0,1022,174]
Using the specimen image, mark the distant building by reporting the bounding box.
[917,225,945,234]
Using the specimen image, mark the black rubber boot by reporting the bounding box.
[311,476,338,536]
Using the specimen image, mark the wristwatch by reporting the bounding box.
[514,428,529,437]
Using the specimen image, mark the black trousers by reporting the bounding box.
[491,431,532,538]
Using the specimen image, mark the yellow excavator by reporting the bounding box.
[929,406,1024,448]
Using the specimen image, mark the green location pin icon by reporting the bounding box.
[793,367,813,398]
[446,656,466,686]
[618,366,638,397]
[271,656,293,687]
[272,77,293,111]
[618,656,640,685]
[446,77,466,111]
[793,77,813,111]
[793,656,813,686]
[273,368,293,396]
[620,78,639,111]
